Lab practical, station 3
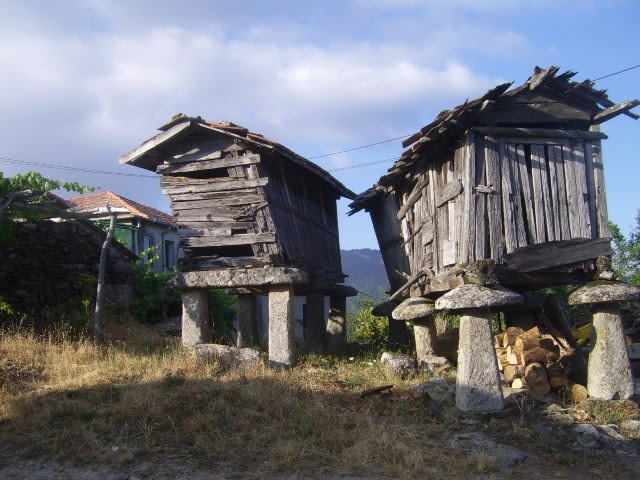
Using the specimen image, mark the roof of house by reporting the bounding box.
[350,66,639,212]
[66,191,176,226]
[119,115,356,200]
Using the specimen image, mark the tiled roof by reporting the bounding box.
[67,191,176,225]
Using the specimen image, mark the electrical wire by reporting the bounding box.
[593,63,640,82]
[307,134,413,159]
[0,156,158,178]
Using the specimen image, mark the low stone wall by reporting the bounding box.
[0,220,135,314]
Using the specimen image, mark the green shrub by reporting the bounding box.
[348,294,388,350]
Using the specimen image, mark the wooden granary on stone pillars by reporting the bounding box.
[121,115,357,368]
[349,66,640,412]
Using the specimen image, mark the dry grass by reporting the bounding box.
[0,322,637,479]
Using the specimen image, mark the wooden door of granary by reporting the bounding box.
[397,129,609,277]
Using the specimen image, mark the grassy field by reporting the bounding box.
[0,321,638,479]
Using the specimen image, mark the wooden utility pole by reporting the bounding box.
[94,210,117,346]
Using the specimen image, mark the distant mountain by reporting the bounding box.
[341,248,389,312]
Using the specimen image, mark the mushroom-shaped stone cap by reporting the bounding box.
[392,297,437,321]
[568,280,640,305]
[435,284,523,311]
[371,300,397,317]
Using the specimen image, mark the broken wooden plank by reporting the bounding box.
[589,135,610,238]
[583,140,598,239]
[397,177,428,220]
[157,154,260,174]
[180,232,277,248]
[120,120,192,164]
[501,238,612,272]
[592,99,640,124]
[435,178,463,207]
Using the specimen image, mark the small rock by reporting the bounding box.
[412,378,455,402]
[570,423,638,454]
[620,419,640,437]
[449,432,527,469]
[419,355,455,376]
[193,344,261,368]
[380,352,416,378]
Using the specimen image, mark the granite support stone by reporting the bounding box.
[456,310,505,412]
[236,293,257,348]
[436,285,523,413]
[413,318,438,365]
[588,303,634,399]
[568,280,639,400]
[268,287,297,368]
[327,296,347,346]
[304,291,326,353]
[181,289,210,347]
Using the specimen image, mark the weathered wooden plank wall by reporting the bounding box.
[393,131,609,278]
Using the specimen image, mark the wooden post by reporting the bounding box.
[94,212,117,347]
[236,293,257,347]
[304,291,325,353]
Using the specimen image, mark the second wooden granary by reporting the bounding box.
[350,66,639,412]
[120,115,356,366]
[350,66,639,300]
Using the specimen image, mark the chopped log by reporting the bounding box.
[519,326,542,340]
[520,344,560,365]
[514,336,556,355]
[502,326,525,347]
[562,382,588,404]
[544,296,588,385]
[504,364,525,383]
[495,332,506,347]
[546,362,570,390]
[360,384,394,398]
[524,363,551,396]
[511,378,526,389]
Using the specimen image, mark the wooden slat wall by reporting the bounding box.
[393,130,608,279]
[260,155,343,280]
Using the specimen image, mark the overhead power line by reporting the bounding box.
[307,134,413,159]
[0,157,158,178]
[328,157,398,172]
[593,63,640,81]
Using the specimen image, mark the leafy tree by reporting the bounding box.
[347,294,389,350]
[610,213,640,286]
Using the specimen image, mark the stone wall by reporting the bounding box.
[0,220,135,313]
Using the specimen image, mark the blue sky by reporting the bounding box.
[1,0,638,249]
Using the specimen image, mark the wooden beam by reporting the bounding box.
[501,237,612,272]
[472,127,607,140]
[161,178,268,195]
[435,179,463,207]
[592,99,640,124]
[157,154,260,174]
[180,232,277,248]
[179,255,271,270]
[119,120,191,164]
[396,177,428,220]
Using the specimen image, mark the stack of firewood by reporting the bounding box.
[495,326,572,395]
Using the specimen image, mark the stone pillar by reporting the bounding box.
[392,297,437,367]
[413,318,438,362]
[268,286,297,368]
[327,296,347,346]
[436,284,523,413]
[304,291,326,353]
[456,310,504,412]
[181,289,210,347]
[569,281,639,400]
[236,293,257,348]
